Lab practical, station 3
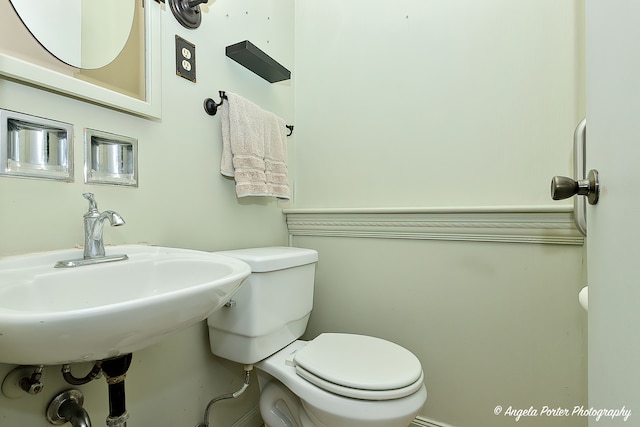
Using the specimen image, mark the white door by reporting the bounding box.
[586,1,640,425]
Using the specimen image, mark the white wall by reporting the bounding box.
[0,0,293,425]
[292,1,587,426]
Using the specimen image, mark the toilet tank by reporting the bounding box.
[207,247,318,364]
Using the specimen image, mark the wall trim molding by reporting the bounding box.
[284,206,583,245]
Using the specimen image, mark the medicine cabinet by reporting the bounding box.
[0,0,161,118]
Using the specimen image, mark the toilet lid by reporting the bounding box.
[293,333,424,400]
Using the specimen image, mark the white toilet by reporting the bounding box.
[207,247,427,427]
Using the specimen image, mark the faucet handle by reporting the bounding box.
[82,193,100,217]
[82,193,99,213]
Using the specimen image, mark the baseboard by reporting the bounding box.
[233,407,453,427]
[411,415,457,427]
[231,405,262,427]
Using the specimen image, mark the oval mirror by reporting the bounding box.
[8,0,135,69]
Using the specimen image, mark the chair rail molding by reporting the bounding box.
[284,205,583,245]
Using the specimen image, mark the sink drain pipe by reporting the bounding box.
[197,365,253,427]
[100,354,133,427]
[62,362,102,385]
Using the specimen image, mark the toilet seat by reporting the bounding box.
[292,333,424,400]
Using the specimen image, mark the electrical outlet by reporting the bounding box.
[175,35,196,82]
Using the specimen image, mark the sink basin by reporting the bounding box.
[0,245,251,365]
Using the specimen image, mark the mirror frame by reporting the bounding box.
[0,0,161,119]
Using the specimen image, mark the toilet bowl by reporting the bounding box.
[257,339,427,427]
[207,247,427,427]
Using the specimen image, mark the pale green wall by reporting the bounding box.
[295,236,586,427]
[0,1,588,427]
[292,1,587,426]
[0,1,293,425]
[292,0,583,209]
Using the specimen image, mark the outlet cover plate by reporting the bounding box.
[175,35,196,82]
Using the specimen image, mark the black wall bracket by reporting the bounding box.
[169,0,207,29]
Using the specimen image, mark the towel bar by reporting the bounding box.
[203,91,294,137]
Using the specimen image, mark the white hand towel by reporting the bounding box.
[264,111,290,199]
[220,92,290,199]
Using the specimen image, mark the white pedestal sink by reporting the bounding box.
[0,245,251,365]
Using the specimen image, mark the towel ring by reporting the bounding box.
[203,91,294,136]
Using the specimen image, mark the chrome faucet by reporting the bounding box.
[82,193,125,259]
[54,193,128,268]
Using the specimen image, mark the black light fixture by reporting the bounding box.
[169,0,207,29]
